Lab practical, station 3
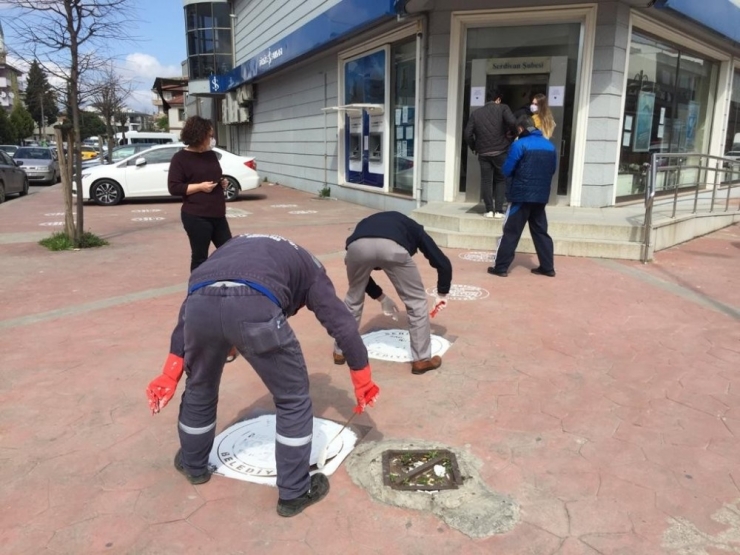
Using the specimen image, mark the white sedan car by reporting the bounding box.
[75,144,260,206]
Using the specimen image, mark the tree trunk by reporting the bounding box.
[55,126,75,240]
[67,0,83,247]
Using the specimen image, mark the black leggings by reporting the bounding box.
[181,211,232,272]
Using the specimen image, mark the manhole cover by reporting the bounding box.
[382,449,463,491]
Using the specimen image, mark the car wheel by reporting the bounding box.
[19,177,29,196]
[0,182,5,204]
[91,179,123,206]
[223,176,240,202]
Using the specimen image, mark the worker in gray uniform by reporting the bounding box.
[333,211,453,375]
[146,234,379,518]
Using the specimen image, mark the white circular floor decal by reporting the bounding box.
[459,251,494,263]
[361,329,452,363]
[271,204,297,208]
[426,284,490,301]
[208,415,357,485]
[131,217,165,222]
[226,208,251,218]
[288,210,317,215]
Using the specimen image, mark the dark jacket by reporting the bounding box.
[168,149,226,218]
[464,102,517,155]
[502,129,558,204]
[169,234,369,370]
[346,211,452,298]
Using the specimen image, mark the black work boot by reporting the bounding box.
[174,449,211,485]
[531,267,556,277]
[277,473,330,517]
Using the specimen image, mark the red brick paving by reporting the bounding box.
[1,185,740,553]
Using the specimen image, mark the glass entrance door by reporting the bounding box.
[459,23,582,205]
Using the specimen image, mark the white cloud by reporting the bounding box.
[120,53,182,84]
[117,53,184,113]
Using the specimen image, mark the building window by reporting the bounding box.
[725,69,740,157]
[185,2,233,81]
[391,39,416,196]
[178,109,186,121]
[617,31,718,199]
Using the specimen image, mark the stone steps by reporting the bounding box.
[424,227,644,260]
[413,206,645,259]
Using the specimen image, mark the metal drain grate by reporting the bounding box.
[382,449,463,491]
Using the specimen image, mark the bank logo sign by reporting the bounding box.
[487,57,551,75]
[258,46,285,68]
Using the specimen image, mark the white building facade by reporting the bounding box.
[182,0,740,212]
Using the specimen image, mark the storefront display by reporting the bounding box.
[617,31,718,199]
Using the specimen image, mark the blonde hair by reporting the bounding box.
[533,93,556,139]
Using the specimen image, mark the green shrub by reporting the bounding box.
[39,231,108,251]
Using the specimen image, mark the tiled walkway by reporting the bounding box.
[1,184,739,554]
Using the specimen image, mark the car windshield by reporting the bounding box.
[15,148,52,160]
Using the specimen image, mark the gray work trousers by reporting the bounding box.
[338,238,431,361]
[178,285,313,500]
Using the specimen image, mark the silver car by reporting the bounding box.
[13,147,60,185]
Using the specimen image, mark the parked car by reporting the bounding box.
[80,145,99,161]
[75,144,260,206]
[0,149,29,203]
[80,143,158,170]
[13,147,60,185]
[0,145,18,156]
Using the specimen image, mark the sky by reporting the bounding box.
[2,0,187,113]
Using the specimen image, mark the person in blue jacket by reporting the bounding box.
[488,115,558,278]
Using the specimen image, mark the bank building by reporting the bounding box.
[180,0,740,259]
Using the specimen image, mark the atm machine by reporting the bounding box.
[347,112,364,184]
[465,56,568,205]
[344,105,385,187]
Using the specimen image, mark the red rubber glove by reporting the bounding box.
[146,353,184,415]
[430,295,448,318]
[350,365,379,414]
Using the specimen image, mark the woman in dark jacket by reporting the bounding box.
[168,116,232,272]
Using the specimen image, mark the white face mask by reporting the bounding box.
[530,104,539,114]
[209,138,216,149]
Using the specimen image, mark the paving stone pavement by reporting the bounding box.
[1,184,740,554]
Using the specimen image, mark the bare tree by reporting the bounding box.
[7,0,135,247]
[90,64,132,158]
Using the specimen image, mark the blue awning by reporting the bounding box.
[209,0,402,94]
[654,0,740,43]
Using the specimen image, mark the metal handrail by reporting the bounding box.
[642,152,740,263]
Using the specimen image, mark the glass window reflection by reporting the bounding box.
[617,31,718,199]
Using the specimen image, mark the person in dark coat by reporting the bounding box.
[334,212,452,375]
[488,116,558,278]
[464,87,517,218]
[146,234,379,518]
[168,116,232,272]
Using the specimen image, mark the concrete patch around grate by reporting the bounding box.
[346,439,520,539]
[662,498,740,554]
